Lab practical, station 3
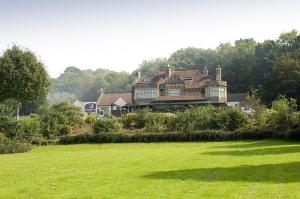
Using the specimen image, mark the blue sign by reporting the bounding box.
[84,102,96,112]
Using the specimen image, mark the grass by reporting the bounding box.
[0,140,300,199]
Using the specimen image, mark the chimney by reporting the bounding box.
[216,65,221,81]
[137,71,141,79]
[203,66,208,76]
[165,64,172,77]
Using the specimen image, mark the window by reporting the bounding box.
[210,87,219,97]
[135,88,156,99]
[184,77,193,80]
[168,89,180,96]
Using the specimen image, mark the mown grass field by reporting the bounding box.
[0,140,300,199]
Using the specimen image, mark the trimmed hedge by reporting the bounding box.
[60,128,279,144]
[286,127,300,140]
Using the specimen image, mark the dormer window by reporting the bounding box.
[184,77,193,80]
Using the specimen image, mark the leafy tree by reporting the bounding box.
[262,31,300,104]
[0,99,18,116]
[138,58,168,76]
[0,45,49,118]
[169,47,218,71]
[49,67,132,103]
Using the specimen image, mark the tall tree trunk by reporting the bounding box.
[16,103,20,120]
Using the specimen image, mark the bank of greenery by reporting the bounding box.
[61,96,300,144]
[1,97,300,153]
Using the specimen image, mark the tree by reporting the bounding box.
[0,45,49,118]
[138,58,168,76]
[262,31,300,105]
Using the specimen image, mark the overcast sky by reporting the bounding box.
[0,0,300,77]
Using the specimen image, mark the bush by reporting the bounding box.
[0,116,20,139]
[93,116,122,133]
[60,127,280,144]
[18,117,42,142]
[292,112,300,129]
[0,133,32,154]
[52,102,85,125]
[122,110,176,132]
[85,114,96,125]
[286,127,300,140]
[122,113,139,129]
[170,106,248,132]
[41,110,69,137]
[215,108,249,131]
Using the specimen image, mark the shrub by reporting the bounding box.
[60,127,279,144]
[270,96,296,130]
[122,111,176,132]
[18,117,42,142]
[52,102,85,125]
[170,106,248,132]
[292,112,300,129]
[0,134,32,154]
[41,110,69,137]
[0,116,20,139]
[286,127,300,140]
[85,114,96,125]
[93,116,122,133]
[215,108,249,131]
[122,113,139,129]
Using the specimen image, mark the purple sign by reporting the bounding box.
[84,102,96,112]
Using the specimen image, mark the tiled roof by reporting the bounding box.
[97,93,132,106]
[152,95,206,102]
[134,69,208,89]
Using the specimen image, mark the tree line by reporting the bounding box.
[139,30,300,105]
[1,30,300,116]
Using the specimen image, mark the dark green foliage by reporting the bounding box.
[18,117,42,142]
[60,128,279,144]
[52,102,84,125]
[19,98,47,116]
[121,110,175,132]
[0,116,20,139]
[0,133,32,154]
[0,45,49,104]
[93,116,122,133]
[41,111,69,137]
[170,106,248,132]
[40,102,85,137]
[286,127,300,140]
[0,99,18,116]
[0,116,43,143]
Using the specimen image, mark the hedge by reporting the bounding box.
[0,138,32,154]
[60,128,280,144]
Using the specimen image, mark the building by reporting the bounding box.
[96,92,132,115]
[227,93,250,108]
[131,65,227,109]
[227,92,254,116]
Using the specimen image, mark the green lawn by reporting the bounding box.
[0,140,300,199]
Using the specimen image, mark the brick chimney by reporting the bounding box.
[137,71,141,79]
[165,64,172,77]
[216,65,221,81]
[203,66,208,76]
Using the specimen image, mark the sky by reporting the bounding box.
[0,0,300,77]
